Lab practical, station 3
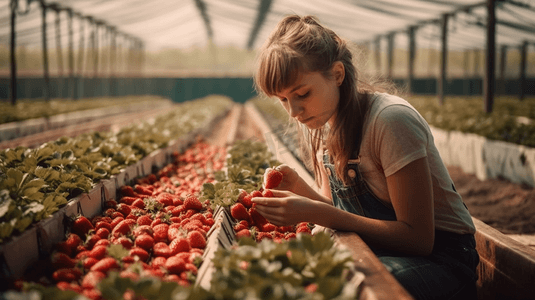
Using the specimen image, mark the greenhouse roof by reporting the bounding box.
[1,0,535,51]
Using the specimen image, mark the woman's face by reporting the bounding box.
[275,65,342,130]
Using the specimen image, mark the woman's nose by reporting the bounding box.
[288,100,303,118]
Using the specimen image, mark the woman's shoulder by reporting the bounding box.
[368,92,417,118]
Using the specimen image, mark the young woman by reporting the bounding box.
[252,15,479,300]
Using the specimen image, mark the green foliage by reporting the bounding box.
[201,139,279,209]
[408,96,535,147]
[0,96,170,125]
[210,232,359,300]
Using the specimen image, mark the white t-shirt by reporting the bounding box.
[357,92,475,235]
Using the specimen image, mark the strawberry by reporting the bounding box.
[256,232,273,242]
[110,216,124,229]
[151,257,167,269]
[296,226,312,234]
[153,222,169,239]
[241,195,253,208]
[116,203,131,216]
[114,236,134,249]
[285,232,297,240]
[236,229,251,239]
[169,238,190,254]
[277,225,294,233]
[52,268,82,282]
[262,190,274,198]
[111,220,133,237]
[135,185,153,196]
[95,221,112,232]
[153,242,173,258]
[136,215,153,226]
[65,233,83,252]
[129,247,149,262]
[90,257,120,273]
[133,225,153,237]
[261,223,277,232]
[88,245,107,260]
[51,252,76,269]
[82,257,99,269]
[94,239,110,248]
[135,234,155,251]
[230,203,251,222]
[249,206,268,228]
[81,271,106,289]
[96,228,110,239]
[251,190,263,198]
[54,241,73,257]
[183,195,202,211]
[187,230,206,249]
[156,193,174,207]
[165,256,186,274]
[71,215,94,238]
[132,198,146,209]
[120,185,137,197]
[120,196,139,205]
[105,199,117,209]
[264,168,283,189]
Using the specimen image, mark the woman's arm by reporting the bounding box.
[254,157,435,256]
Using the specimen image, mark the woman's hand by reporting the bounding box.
[252,189,315,226]
[265,164,300,192]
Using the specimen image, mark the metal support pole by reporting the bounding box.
[387,33,394,79]
[10,0,17,105]
[67,9,75,99]
[499,45,507,95]
[520,41,528,101]
[484,0,496,113]
[40,0,50,101]
[375,36,381,76]
[408,27,416,95]
[54,9,63,77]
[438,14,449,105]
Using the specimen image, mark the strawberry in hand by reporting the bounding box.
[264,168,283,189]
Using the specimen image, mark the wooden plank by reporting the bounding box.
[472,217,535,300]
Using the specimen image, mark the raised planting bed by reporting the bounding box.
[0,96,173,142]
[0,96,234,277]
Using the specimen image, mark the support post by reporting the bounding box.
[408,27,416,95]
[499,45,507,95]
[10,0,17,105]
[40,0,50,101]
[438,14,449,106]
[375,36,381,77]
[387,33,394,79]
[67,9,75,99]
[484,0,496,113]
[519,41,527,101]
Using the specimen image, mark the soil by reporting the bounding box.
[447,166,535,235]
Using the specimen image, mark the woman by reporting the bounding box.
[252,15,479,300]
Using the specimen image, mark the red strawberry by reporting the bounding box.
[120,196,139,205]
[83,257,99,269]
[241,195,253,208]
[153,242,173,258]
[52,268,82,282]
[132,198,146,209]
[133,225,153,237]
[71,215,94,238]
[105,199,117,209]
[111,220,133,237]
[262,223,277,232]
[151,256,167,269]
[262,190,274,198]
[264,168,283,189]
[230,203,251,222]
[54,241,73,257]
[249,206,268,228]
[135,185,153,196]
[169,238,190,254]
[90,257,119,273]
[129,247,149,262]
[88,245,107,260]
[114,236,134,249]
[135,234,154,251]
[250,191,263,198]
[136,215,153,226]
[296,226,312,234]
[183,195,202,211]
[81,271,106,289]
[94,239,110,248]
[110,216,124,229]
[187,231,206,249]
[65,233,82,251]
[153,223,169,243]
[236,229,251,239]
[165,256,186,274]
[95,221,112,232]
[156,193,174,207]
[256,232,273,241]
[116,203,131,216]
[120,186,137,197]
[96,228,110,239]
[285,232,297,240]
[51,252,76,269]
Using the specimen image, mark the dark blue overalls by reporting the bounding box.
[323,151,479,300]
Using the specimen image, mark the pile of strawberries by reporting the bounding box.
[46,141,226,299]
[230,168,312,242]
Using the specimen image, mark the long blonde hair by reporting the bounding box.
[254,15,396,185]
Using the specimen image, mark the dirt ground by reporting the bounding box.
[447,166,535,235]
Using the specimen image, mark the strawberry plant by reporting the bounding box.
[0,96,233,243]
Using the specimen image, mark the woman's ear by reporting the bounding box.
[332,61,345,86]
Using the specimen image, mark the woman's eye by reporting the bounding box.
[297,92,309,99]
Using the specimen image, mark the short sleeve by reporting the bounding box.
[372,104,429,177]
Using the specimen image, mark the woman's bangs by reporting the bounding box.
[261,48,303,96]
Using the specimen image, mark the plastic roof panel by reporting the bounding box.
[1,0,534,51]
